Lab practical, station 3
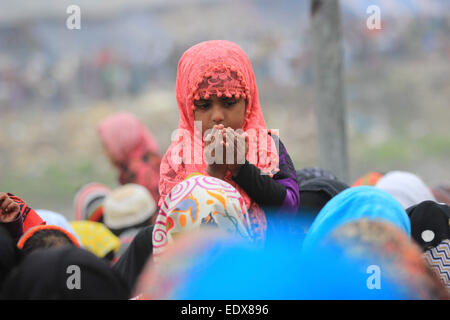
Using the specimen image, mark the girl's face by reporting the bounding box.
[193,95,246,135]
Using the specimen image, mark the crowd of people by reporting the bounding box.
[0,40,449,300]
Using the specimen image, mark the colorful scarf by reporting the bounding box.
[73,182,111,222]
[327,219,449,299]
[70,221,121,259]
[153,174,253,260]
[352,171,383,187]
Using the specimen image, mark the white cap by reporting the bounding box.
[103,184,156,230]
[375,171,436,209]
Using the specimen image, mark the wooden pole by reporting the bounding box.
[310,0,349,183]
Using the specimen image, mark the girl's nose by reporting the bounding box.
[211,104,225,124]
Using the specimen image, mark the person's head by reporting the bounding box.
[1,246,130,300]
[70,221,121,262]
[73,182,111,222]
[302,186,411,254]
[153,174,253,259]
[407,200,450,251]
[98,112,160,167]
[36,209,81,244]
[176,40,266,136]
[316,219,449,299]
[298,177,349,216]
[17,225,81,258]
[103,183,156,235]
[375,171,436,209]
[296,167,338,186]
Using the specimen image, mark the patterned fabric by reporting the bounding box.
[328,219,449,300]
[70,221,121,259]
[98,112,161,203]
[153,175,253,260]
[375,171,436,209]
[424,240,450,291]
[194,67,248,100]
[73,182,111,221]
[352,171,383,187]
[158,40,279,233]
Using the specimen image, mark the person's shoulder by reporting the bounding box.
[269,132,288,155]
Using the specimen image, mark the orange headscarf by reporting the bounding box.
[159,40,279,240]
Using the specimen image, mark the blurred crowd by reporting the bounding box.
[1,38,449,297]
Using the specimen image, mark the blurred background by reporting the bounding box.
[0,0,449,218]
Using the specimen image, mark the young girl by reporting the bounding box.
[159,40,299,241]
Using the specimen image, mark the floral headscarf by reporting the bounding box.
[153,174,253,260]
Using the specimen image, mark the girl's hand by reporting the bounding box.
[223,127,249,177]
[0,192,20,223]
[204,125,228,179]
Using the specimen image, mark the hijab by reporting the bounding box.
[375,171,436,209]
[153,174,253,260]
[98,112,161,202]
[70,221,121,259]
[300,219,449,299]
[302,186,411,254]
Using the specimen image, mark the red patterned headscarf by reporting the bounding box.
[158,40,279,240]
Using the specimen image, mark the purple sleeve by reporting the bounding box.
[273,138,300,213]
[1,213,24,243]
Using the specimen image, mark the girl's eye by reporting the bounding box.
[194,101,210,110]
[224,99,237,107]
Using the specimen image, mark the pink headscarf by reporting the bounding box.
[159,40,279,240]
[98,112,161,202]
[98,112,160,164]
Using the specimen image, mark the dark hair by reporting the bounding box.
[21,229,75,257]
